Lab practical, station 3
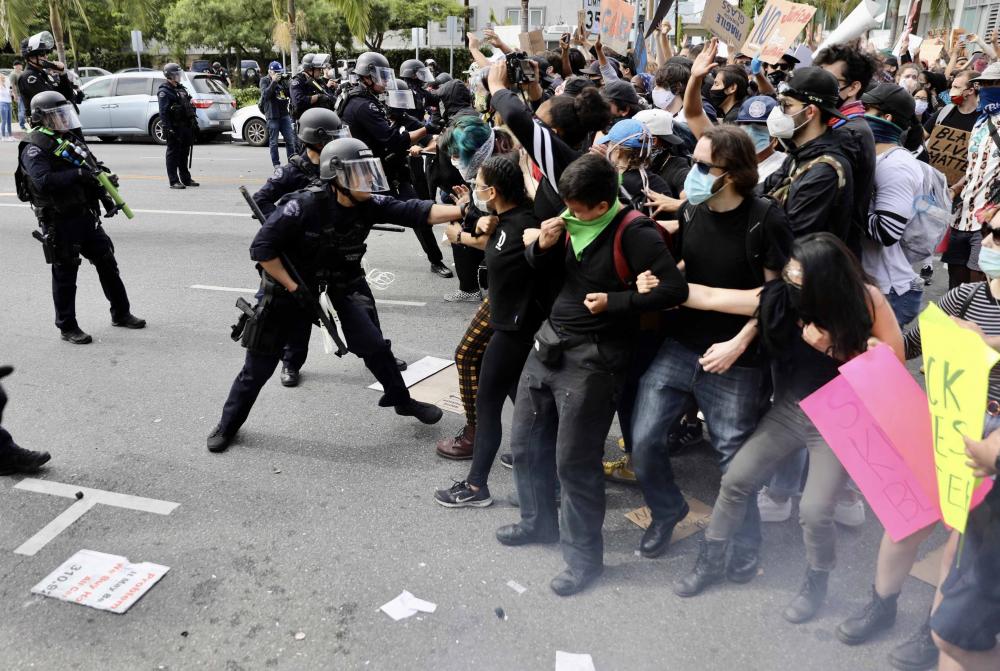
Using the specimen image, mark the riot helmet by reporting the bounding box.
[296,108,351,146]
[163,63,183,83]
[22,31,55,58]
[30,91,80,131]
[319,137,390,194]
[354,52,396,91]
[387,80,416,110]
[400,59,435,83]
[300,53,315,71]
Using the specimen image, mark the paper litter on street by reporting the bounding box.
[555,650,596,671]
[506,580,527,594]
[31,549,169,614]
[379,590,437,621]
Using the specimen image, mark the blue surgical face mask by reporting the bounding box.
[978,245,1000,279]
[742,124,773,153]
[683,168,726,205]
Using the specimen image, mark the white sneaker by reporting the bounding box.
[834,498,866,527]
[757,488,792,523]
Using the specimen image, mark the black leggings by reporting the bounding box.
[466,329,533,488]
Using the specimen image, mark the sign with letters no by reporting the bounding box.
[740,0,815,64]
[702,0,750,48]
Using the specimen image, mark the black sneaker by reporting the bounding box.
[434,481,493,508]
[0,445,52,475]
[667,417,704,454]
[430,262,454,278]
[499,453,513,469]
[920,264,934,286]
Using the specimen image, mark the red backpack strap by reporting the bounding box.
[613,208,666,286]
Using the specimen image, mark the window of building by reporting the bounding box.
[505,7,545,29]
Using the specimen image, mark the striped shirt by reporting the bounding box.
[904,282,1000,400]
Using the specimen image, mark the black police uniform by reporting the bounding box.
[17,130,133,332]
[217,187,436,436]
[17,62,77,113]
[250,154,321,373]
[289,74,336,120]
[156,81,198,186]
[339,84,444,266]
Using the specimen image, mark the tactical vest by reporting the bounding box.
[16,130,93,212]
[285,187,370,288]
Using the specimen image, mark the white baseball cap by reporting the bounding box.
[631,109,683,145]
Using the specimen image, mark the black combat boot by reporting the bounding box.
[674,539,728,597]
[888,615,938,671]
[837,586,899,645]
[782,567,829,624]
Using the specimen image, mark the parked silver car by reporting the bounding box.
[78,71,235,143]
[76,66,112,84]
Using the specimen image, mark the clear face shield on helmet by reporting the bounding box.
[334,157,391,193]
[369,67,399,91]
[413,66,435,83]
[42,104,81,131]
[28,31,56,54]
[386,89,416,110]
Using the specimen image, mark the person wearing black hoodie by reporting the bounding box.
[761,67,856,247]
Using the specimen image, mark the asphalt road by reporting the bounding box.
[0,135,951,671]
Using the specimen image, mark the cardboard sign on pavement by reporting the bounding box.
[32,550,169,614]
[625,495,713,543]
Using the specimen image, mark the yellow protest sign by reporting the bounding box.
[919,302,1000,532]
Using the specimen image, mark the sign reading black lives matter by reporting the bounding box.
[927,125,970,186]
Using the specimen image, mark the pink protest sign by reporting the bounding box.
[801,375,939,542]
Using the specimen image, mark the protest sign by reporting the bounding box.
[919,38,945,66]
[32,550,169,614]
[599,0,636,54]
[702,0,750,48]
[740,0,815,64]
[927,125,970,186]
[919,303,1000,532]
[801,376,939,542]
[518,29,546,55]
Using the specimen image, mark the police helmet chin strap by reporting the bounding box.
[332,179,361,206]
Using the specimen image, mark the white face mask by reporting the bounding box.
[652,87,675,110]
[766,105,808,140]
[473,187,492,212]
[914,99,928,116]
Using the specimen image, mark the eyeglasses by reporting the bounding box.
[692,159,724,175]
[982,224,1000,244]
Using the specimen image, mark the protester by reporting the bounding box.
[0,73,12,141]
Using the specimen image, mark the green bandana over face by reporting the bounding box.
[560,199,622,260]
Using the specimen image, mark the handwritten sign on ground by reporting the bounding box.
[801,376,939,542]
[599,0,636,54]
[702,0,750,48]
[740,0,815,64]
[625,495,712,543]
[919,303,1000,533]
[927,124,971,186]
[519,29,546,55]
[407,363,463,414]
[32,550,169,614]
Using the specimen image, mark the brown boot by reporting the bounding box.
[436,425,475,460]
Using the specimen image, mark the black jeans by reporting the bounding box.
[219,278,409,434]
[511,340,627,573]
[466,329,532,488]
[165,134,193,185]
[452,243,484,294]
[394,180,442,265]
[49,217,131,332]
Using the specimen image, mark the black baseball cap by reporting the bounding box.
[780,66,846,119]
[602,79,639,107]
[861,83,916,129]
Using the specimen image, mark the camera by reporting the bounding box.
[505,51,537,86]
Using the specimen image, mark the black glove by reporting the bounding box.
[107,173,120,187]
[288,285,313,312]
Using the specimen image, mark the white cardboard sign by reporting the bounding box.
[31,550,169,614]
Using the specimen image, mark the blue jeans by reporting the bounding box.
[15,96,25,128]
[631,338,764,549]
[0,102,11,136]
[267,117,296,167]
[887,287,923,328]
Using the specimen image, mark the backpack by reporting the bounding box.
[882,146,951,263]
[681,196,774,285]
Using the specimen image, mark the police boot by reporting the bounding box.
[674,539,728,597]
[60,328,93,345]
[0,445,52,476]
[782,567,829,624]
[112,314,147,329]
[836,586,899,645]
[206,424,236,453]
[280,364,300,387]
[395,399,443,425]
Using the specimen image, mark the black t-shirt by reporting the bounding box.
[924,105,979,134]
[671,198,792,367]
[620,169,669,216]
[652,153,691,199]
[485,205,544,334]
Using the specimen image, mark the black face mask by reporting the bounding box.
[768,71,787,86]
[708,88,729,109]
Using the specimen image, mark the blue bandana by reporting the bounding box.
[978,87,1000,121]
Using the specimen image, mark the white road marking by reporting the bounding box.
[189,285,426,307]
[0,202,251,218]
[13,478,180,556]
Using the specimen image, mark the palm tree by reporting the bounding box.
[274,0,370,74]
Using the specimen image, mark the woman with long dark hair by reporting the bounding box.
[642,233,903,623]
[435,155,545,507]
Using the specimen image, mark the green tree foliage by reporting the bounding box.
[165,0,276,59]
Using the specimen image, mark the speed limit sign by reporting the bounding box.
[584,0,601,33]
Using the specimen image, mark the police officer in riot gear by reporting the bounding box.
[0,366,51,476]
[157,63,200,189]
[17,31,78,113]
[251,107,349,388]
[207,137,468,453]
[339,52,453,278]
[16,92,145,344]
[399,58,439,116]
[289,54,337,120]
